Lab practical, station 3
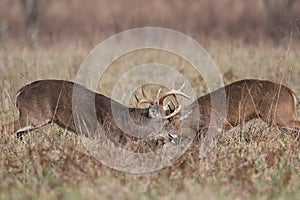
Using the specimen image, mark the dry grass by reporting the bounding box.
[0,40,300,199]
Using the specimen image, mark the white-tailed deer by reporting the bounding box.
[1,80,190,147]
[136,79,300,157]
[199,79,300,133]
[162,79,300,141]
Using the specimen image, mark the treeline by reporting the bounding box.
[0,0,299,46]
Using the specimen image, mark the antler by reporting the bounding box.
[135,83,191,119]
[163,98,177,111]
[158,82,191,105]
[159,82,191,119]
[135,86,155,107]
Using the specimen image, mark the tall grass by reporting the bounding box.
[0,40,300,199]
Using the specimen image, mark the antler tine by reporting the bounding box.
[160,104,182,119]
[134,94,140,108]
[155,88,162,103]
[179,82,185,91]
[158,82,191,105]
[163,98,177,111]
[141,86,147,98]
[135,86,155,108]
[171,98,178,107]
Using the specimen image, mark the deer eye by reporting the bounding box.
[149,107,156,115]
[152,108,157,114]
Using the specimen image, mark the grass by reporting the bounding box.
[1,41,300,199]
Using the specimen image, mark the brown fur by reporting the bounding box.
[182,79,300,135]
[1,80,169,150]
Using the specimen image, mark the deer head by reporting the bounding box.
[134,83,193,144]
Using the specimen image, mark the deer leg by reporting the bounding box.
[272,106,300,140]
[277,120,300,131]
[261,99,300,137]
[15,120,51,138]
[276,120,300,141]
[13,110,52,138]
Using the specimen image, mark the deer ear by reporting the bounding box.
[180,109,192,120]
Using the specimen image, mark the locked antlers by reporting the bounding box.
[135,83,191,119]
[134,86,160,108]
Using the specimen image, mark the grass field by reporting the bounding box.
[0,40,300,200]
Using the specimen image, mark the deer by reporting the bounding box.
[192,79,300,134]
[1,79,191,149]
[135,79,300,155]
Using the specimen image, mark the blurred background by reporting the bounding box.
[0,0,300,48]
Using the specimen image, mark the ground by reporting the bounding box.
[0,41,300,199]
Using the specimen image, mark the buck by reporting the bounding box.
[1,79,190,147]
[136,79,300,144]
[134,79,300,156]
[195,79,300,134]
